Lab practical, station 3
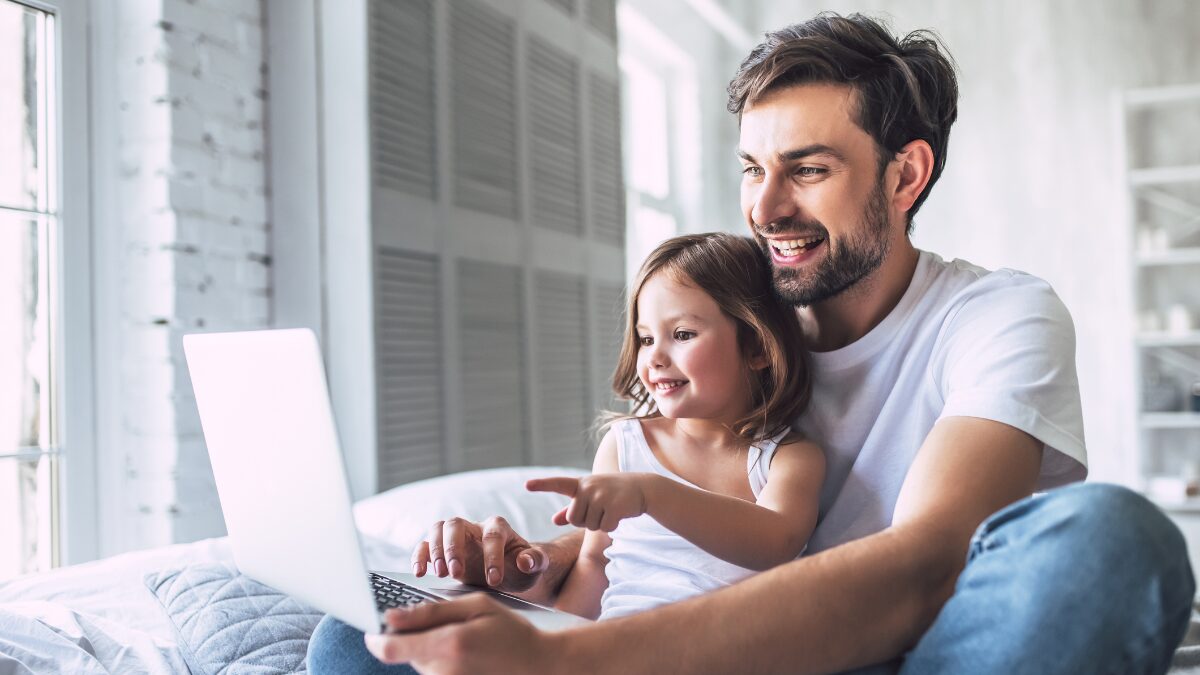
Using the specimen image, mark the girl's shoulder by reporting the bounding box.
[767,431,825,472]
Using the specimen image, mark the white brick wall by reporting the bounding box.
[106,0,270,553]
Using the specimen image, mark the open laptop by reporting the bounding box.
[182,328,588,634]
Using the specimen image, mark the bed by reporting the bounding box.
[2,466,1199,674]
[0,466,583,674]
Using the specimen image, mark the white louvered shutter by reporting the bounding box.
[585,0,617,42]
[451,0,519,219]
[534,271,590,465]
[458,261,528,469]
[528,37,583,235]
[589,73,625,246]
[351,0,625,492]
[543,0,577,17]
[370,0,437,200]
[375,248,445,489]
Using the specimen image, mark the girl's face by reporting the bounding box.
[635,272,755,423]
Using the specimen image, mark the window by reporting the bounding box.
[0,0,92,574]
[617,4,702,281]
[0,0,60,579]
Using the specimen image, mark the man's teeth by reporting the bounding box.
[655,380,686,391]
[770,236,824,257]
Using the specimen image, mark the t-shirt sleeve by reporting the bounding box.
[934,272,1087,490]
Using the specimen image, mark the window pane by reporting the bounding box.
[0,453,53,579]
[0,216,45,451]
[627,204,676,282]
[0,0,45,211]
[620,58,670,200]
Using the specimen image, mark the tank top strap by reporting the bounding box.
[746,426,793,498]
[614,418,658,473]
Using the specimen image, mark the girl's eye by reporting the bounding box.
[638,336,653,347]
[674,330,696,342]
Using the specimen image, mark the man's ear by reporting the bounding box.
[890,139,934,216]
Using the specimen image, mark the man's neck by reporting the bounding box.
[799,241,920,352]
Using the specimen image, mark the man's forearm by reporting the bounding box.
[552,522,961,674]
[517,528,585,606]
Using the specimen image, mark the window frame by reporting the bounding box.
[0,0,97,568]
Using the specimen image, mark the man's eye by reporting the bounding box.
[674,330,696,342]
[741,166,763,177]
[638,336,653,347]
[797,167,827,177]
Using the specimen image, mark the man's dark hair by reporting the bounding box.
[727,13,959,231]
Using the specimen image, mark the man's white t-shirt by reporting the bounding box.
[800,250,1088,554]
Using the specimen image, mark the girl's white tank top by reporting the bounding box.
[598,418,789,621]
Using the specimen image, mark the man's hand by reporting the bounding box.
[411,516,549,592]
[365,596,561,675]
[526,474,652,532]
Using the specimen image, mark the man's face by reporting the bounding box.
[738,83,896,307]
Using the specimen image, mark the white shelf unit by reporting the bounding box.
[1123,83,1200,509]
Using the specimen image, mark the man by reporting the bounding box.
[308,13,1194,674]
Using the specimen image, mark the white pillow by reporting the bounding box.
[352,466,589,561]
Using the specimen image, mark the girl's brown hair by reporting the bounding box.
[609,232,810,443]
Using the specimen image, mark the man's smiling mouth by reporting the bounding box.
[769,236,825,258]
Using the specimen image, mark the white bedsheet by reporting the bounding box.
[0,537,231,674]
[0,466,580,674]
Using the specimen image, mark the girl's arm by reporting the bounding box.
[639,438,824,570]
[550,431,618,619]
[530,437,825,572]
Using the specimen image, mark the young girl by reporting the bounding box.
[526,231,825,621]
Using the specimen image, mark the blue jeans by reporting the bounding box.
[307,483,1195,674]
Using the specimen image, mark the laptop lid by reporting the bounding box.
[183,328,381,633]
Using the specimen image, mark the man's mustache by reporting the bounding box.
[754,218,829,239]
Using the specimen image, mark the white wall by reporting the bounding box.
[748,1,1200,485]
[91,0,270,556]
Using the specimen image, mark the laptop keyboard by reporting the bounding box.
[370,573,433,610]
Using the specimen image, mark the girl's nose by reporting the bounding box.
[647,342,669,368]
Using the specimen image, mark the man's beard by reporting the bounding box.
[756,180,892,307]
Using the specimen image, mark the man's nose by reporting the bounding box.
[750,175,798,230]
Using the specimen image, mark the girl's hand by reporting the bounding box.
[526,474,655,532]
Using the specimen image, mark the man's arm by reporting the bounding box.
[558,416,1043,673]
[375,415,1042,674]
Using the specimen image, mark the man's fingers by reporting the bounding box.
[516,546,549,575]
[525,476,580,497]
[427,521,447,577]
[443,517,470,579]
[384,594,498,632]
[480,516,513,587]
[411,540,430,577]
[369,596,525,666]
